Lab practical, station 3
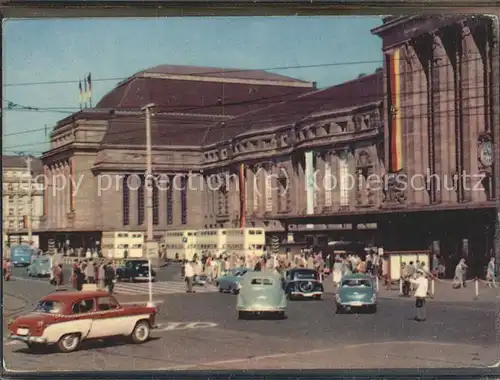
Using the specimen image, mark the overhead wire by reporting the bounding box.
[3,52,495,154]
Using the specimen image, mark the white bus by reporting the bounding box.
[164,230,197,261]
[224,228,265,258]
[195,229,227,253]
[101,231,144,258]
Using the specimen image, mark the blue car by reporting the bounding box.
[335,274,377,314]
[10,246,34,267]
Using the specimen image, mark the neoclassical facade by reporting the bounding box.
[38,15,499,276]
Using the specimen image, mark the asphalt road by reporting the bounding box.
[3,272,499,372]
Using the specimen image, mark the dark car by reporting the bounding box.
[283,268,323,300]
[116,260,156,282]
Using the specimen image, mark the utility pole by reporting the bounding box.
[25,155,33,245]
[142,103,157,308]
[141,103,158,265]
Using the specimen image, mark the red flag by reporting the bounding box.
[83,79,87,102]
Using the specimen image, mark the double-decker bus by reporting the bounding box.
[224,228,265,258]
[195,229,227,253]
[164,230,197,261]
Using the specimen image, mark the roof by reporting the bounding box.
[100,113,230,146]
[96,65,313,111]
[41,290,109,302]
[342,273,372,279]
[2,155,43,173]
[135,64,311,84]
[211,70,383,145]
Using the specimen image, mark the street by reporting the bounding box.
[3,267,499,371]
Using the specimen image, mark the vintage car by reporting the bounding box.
[215,267,251,294]
[283,268,324,300]
[194,274,208,286]
[27,256,52,277]
[236,271,287,319]
[335,274,377,313]
[116,259,156,282]
[7,290,157,353]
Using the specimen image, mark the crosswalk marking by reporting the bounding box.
[113,281,218,296]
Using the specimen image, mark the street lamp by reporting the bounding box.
[141,103,157,308]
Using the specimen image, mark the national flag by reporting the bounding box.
[79,80,83,104]
[83,79,88,102]
[87,73,92,100]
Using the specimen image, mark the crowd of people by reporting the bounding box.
[69,259,117,293]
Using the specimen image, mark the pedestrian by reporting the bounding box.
[409,269,429,322]
[104,262,115,294]
[74,266,85,291]
[486,257,497,288]
[332,258,343,287]
[85,259,95,284]
[184,260,195,293]
[98,261,106,290]
[453,258,467,289]
[3,258,12,281]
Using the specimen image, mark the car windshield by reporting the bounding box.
[341,279,372,288]
[35,300,64,314]
[133,261,149,268]
[250,278,273,285]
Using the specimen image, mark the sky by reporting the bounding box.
[3,16,383,156]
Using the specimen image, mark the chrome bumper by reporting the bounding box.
[338,301,375,306]
[291,291,323,297]
[9,335,47,343]
[237,307,286,312]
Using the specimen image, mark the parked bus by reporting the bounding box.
[225,228,266,258]
[101,231,144,258]
[164,230,197,261]
[195,229,227,253]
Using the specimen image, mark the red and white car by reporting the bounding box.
[8,290,157,353]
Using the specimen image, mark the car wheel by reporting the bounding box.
[277,311,286,320]
[335,304,343,314]
[314,295,322,300]
[57,333,81,353]
[218,287,224,293]
[369,305,377,314]
[131,321,151,344]
[232,288,239,295]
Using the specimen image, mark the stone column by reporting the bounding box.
[129,175,139,228]
[331,152,341,210]
[245,166,253,216]
[462,26,484,203]
[158,174,167,227]
[315,153,325,213]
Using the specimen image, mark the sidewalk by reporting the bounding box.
[322,277,499,304]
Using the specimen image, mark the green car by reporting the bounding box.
[27,256,52,277]
[335,274,377,314]
[236,271,287,319]
[216,268,251,294]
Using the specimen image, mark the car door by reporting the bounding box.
[60,298,95,339]
[89,296,127,337]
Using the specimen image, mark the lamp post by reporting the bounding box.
[141,103,158,308]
